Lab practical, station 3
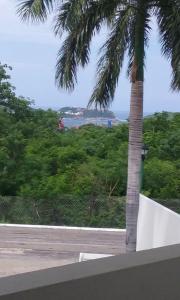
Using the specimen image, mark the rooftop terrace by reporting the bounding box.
[0,224,126,277]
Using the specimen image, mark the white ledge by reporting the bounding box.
[0,223,126,232]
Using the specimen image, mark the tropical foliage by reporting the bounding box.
[0,64,179,227]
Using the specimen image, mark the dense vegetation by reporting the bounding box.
[0,64,179,227]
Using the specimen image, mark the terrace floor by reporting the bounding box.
[0,225,126,277]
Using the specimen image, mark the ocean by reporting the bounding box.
[62,111,152,128]
[63,114,127,128]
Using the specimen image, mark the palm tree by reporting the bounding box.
[17,0,180,252]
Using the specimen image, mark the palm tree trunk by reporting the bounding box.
[126,80,143,252]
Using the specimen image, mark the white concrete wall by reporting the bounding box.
[137,195,180,251]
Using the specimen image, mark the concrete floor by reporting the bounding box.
[0,225,126,277]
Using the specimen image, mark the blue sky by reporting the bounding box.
[0,0,179,113]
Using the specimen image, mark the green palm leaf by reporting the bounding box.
[17,0,56,22]
[156,0,180,90]
[55,0,123,90]
[89,7,133,108]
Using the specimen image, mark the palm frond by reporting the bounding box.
[55,34,78,90]
[54,0,122,36]
[88,7,133,109]
[55,0,122,90]
[156,0,180,90]
[54,0,87,36]
[17,0,56,22]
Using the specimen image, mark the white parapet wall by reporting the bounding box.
[137,194,180,251]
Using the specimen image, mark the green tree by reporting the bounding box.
[17,0,180,251]
[0,64,33,195]
[144,158,180,199]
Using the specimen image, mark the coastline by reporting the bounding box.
[63,117,126,128]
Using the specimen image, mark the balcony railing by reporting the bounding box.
[0,244,180,299]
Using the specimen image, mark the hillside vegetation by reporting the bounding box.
[0,64,179,227]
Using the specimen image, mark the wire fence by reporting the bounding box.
[0,195,126,228]
[0,195,179,229]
